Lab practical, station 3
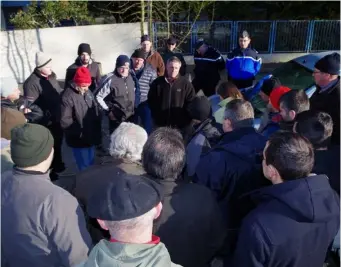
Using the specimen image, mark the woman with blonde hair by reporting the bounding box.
[214,81,244,124]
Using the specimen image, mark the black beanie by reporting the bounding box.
[78,43,92,56]
[261,76,281,96]
[10,124,54,168]
[187,95,212,122]
[131,49,146,59]
[314,53,340,75]
[115,55,130,68]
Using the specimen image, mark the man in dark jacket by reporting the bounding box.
[192,39,225,96]
[185,95,222,177]
[130,49,157,134]
[142,127,226,267]
[1,76,43,123]
[278,89,310,131]
[1,124,91,267]
[96,55,135,134]
[158,36,186,76]
[295,110,340,195]
[23,52,65,178]
[226,30,262,89]
[64,43,102,92]
[61,67,101,171]
[310,52,340,145]
[148,56,195,130]
[194,99,268,228]
[233,132,340,267]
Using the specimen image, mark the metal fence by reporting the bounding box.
[153,20,340,55]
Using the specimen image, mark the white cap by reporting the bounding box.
[35,51,52,69]
[1,77,18,98]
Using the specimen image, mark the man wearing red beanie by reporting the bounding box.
[61,67,101,171]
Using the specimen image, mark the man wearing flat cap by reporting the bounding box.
[158,36,187,76]
[65,43,102,92]
[80,171,181,266]
[310,52,340,145]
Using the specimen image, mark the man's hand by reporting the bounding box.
[23,108,32,114]
[108,111,116,121]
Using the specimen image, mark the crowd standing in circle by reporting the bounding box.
[1,30,340,267]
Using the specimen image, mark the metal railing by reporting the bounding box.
[153,20,340,55]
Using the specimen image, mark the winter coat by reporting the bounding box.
[186,119,222,177]
[130,63,157,104]
[226,47,262,81]
[75,160,146,244]
[1,168,92,267]
[1,138,12,174]
[192,46,225,93]
[310,78,340,145]
[148,76,195,129]
[78,238,181,267]
[313,146,340,195]
[96,71,135,122]
[65,58,102,92]
[233,174,340,267]
[1,97,44,123]
[61,84,101,148]
[23,69,63,126]
[194,127,268,227]
[153,179,226,267]
[158,47,187,76]
[143,49,165,77]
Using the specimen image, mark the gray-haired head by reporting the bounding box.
[109,122,148,161]
[224,99,254,131]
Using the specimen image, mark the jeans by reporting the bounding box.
[72,146,95,171]
[137,101,152,135]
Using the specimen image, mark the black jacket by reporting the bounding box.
[310,78,340,145]
[61,84,101,148]
[153,179,226,267]
[23,69,63,126]
[148,76,195,129]
[192,46,225,92]
[1,97,43,123]
[158,47,187,76]
[313,146,340,195]
[65,58,102,92]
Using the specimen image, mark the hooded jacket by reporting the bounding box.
[61,84,101,148]
[309,78,340,145]
[1,97,44,123]
[65,57,102,92]
[78,239,181,267]
[23,69,63,126]
[233,175,340,267]
[194,127,268,226]
[148,76,195,129]
[226,47,262,81]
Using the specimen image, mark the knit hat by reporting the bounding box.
[116,55,130,68]
[1,77,18,98]
[77,43,92,56]
[131,49,145,59]
[10,123,54,167]
[141,34,151,43]
[35,52,52,69]
[167,36,177,45]
[73,67,92,85]
[187,95,212,122]
[195,39,205,50]
[261,76,281,96]
[269,86,291,110]
[87,171,162,221]
[1,107,26,140]
[314,53,340,75]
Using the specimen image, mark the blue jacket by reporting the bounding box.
[233,174,340,267]
[193,127,267,225]
[226,47,262,81]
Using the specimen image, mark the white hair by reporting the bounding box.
[109,122,148,161]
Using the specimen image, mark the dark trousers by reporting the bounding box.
[108,115,135,135]
[48,123,64,181]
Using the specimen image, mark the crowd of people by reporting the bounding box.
[1,30,340,267]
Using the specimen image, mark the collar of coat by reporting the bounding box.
[13,166,51,177]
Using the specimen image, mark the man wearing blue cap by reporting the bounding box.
[96,55,136,134]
